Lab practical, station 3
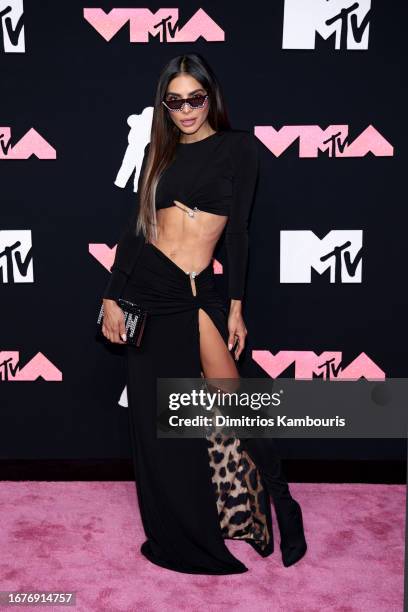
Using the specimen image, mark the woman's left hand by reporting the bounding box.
[227,308,247,361]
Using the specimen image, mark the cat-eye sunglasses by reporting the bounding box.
[162,94,208,112]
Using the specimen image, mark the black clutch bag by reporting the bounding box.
[97,298,148,347]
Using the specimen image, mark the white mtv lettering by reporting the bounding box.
[282,0,371,50]
[115,108,153,192]
[0,230,33,283]
[0,0,25,53]
[280,230,363,283]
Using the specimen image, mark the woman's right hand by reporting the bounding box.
[101,299,127,344]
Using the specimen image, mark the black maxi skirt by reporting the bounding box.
[121,241,274,574]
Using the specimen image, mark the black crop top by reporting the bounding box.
[102,129,259,301]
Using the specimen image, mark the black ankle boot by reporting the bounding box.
[272,493,307,567]
[241,439,307,567]
[261,467,307,567]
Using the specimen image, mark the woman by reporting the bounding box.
[101,53,307,574]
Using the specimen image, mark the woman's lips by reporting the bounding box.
[180,118,196,126]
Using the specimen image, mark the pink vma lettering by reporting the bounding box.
[0,128,56,159]
[0,352,62,381]
[255,125,393,158]
[83,8,224,42]
[252,350,385,380]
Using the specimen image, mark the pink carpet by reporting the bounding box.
[0,482,404,611]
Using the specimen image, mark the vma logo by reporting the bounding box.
[282,0,371,50]
[255,125,393,158]
[280,230,363,284]
[0,0,24,53]
[0,352,62,381]
[84,8,224,43]
[0,127,56,159]
[0,230,33,284]
[252,350,384,380]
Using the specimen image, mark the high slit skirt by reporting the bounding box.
[121,241,274,574]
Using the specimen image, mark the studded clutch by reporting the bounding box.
[96,298,148,347]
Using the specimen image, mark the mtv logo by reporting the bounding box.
[0,0,25,53]
[0,229,33,284]
[280,230,363,283]
[282,0,371,50]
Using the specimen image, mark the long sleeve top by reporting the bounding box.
[102,129,259,301]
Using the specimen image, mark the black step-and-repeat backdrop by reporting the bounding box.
[1,1,406,463]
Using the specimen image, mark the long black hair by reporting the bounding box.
[136,53,231,242]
